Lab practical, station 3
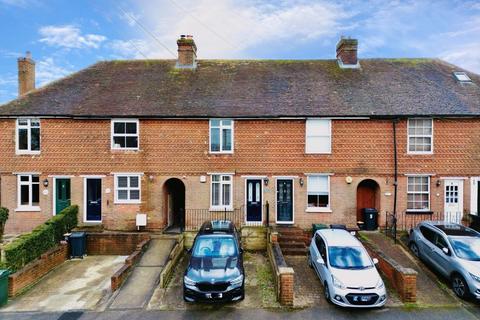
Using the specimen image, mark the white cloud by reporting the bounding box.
[39,25,107,49]
[119,0,350,58]
[36,57,74,86]
[441,43,480,75]
[107,39,150,59]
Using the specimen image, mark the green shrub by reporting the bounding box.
[0,207,9,239]
[2,205,78,272]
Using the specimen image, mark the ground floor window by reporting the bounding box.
[114,174,141,203]
[17,174,40,209]
[307,175,330,211]
[210,174,233,210]
[407,176,430,211]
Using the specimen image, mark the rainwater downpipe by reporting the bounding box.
[393,119,399,242]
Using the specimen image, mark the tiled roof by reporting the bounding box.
[1,58,479,118]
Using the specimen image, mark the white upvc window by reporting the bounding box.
[114,174,141,204]
[305,119,331,154]
[210,174,233,210]
[111,119,139,150]
[408,118,433,154]
[209,119,233,153]
[407,176,430,211]
[17,174,40,210]
[306,175,331,212]
[16,118,40,154]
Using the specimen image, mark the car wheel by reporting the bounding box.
[409,242,420,258]
[452,274,470,300]
[308,252,313,268]
[324,282,332,303]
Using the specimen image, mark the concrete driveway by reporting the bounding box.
[1,256,126,312]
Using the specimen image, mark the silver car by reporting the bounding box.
[308,229,387,307]
[409,221,480,300]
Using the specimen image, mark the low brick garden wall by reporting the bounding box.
[267,230,294,306]
[86,232,150,255]
[8,242,69,297]
[362,240,417,302]
[111,238,151,292]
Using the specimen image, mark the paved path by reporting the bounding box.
[361,232,456,306]
[108,238,176,310]
[1,306,479,320]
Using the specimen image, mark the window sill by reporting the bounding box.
[407,152,433,155]
[209,151,234,155]
[114,201,141,205]
[306,208,332,213]
[305,152,332,155]
[16,151,41,156]
[209,207,233,212]
[111,148,140,152]
[15,206,41,212]
[405,210,433,215]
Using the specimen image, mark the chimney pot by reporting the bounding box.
[176,35,197,69]
[336,37,359,68]
[18,51,35,96]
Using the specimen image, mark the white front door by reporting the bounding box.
[444,179,463,223]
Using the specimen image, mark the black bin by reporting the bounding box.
[69,232,86,258]
[362,208,378,231]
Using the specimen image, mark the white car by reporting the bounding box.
[308,229,387,307]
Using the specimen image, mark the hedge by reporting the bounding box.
[2,205,78,272]
[0,207,8,237]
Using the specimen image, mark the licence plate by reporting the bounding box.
[206,293,223,299]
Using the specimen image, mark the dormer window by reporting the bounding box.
[453,72,472,82]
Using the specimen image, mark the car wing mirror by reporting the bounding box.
[373,258,379,265]
[316,257,325,265]
[442,247,450,255]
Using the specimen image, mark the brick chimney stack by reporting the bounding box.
[336,37,359,68]
[18,51,35,96]
[176,35,197,69]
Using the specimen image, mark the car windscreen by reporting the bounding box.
[328,246,373,269]
[192,236,237,258]
[449,237,480,261]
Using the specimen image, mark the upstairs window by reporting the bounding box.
[111,119,139,150]
[210,119,233,153]
[408,119,433,154]
[114,174,141,204]
[17,174,40,210]
[407,176,430,211]
[306,119,331,154]
[307,175,330,211]
[16,119,40,154]
[210,174,233,210]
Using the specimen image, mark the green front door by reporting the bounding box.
[56,178,71,214]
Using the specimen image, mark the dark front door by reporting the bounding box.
[55,178,71,214]
[277,179,293,223]
[246,179,262,222]
[86,178,102,221]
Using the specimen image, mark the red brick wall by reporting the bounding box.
[86,233,150,255]
[8,242,69,297]
[1,118,479,232]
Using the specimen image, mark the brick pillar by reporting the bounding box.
[278,267,294,306]
[176,35,197,68]
[401,272,417,302]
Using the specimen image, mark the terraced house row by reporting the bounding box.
[0,36,480,234]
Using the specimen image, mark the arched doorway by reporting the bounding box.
[163,178,185,232]
[356,179,380,223]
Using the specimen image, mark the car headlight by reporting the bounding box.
[230,274,244,286]
[376,278,385,289]
[332,275,346,289]
[184,276,196,286]
[470,273,480,282]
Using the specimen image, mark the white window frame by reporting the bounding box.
[306,175,331,213]
[16,174,41,211]
[471,177,480,216]
[407,175,430,212]
[209,119,234,154]
[16,118,41,155]
[114,174,142,204]
[111,119,139,150]
[305,119,332,154]
[407,118,433,155]
[210,174,233,211]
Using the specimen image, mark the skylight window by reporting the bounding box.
[453,72,472,82]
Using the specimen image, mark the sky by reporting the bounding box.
[0,0,479,104]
